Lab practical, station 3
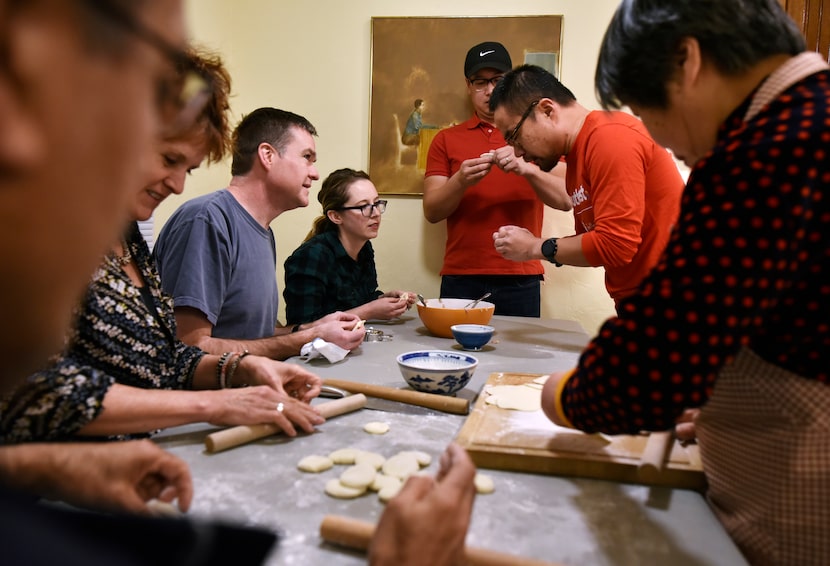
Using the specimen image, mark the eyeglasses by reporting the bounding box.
[83,0,213,133]
[469,76,503,92]
[339,200,388,217]
[504,100,540,146]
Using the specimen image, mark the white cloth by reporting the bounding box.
[300,337,349,363]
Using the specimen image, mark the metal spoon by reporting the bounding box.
[417,293,427,307]
[464,292,491,309]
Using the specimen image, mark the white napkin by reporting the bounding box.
[300,337,350,363]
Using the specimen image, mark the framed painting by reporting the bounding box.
[368,15,563,195]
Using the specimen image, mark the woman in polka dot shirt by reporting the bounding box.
[542,1,830,564]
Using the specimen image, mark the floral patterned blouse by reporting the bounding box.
[0,223,205,442]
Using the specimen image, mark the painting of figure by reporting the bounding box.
[369,16,563,195]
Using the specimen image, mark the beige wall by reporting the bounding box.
[156,0,624,335]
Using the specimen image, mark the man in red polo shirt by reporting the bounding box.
[423,42,570,317]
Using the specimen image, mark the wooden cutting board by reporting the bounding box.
[455,372,706,490]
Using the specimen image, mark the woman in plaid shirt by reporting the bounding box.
[284,168,417,325]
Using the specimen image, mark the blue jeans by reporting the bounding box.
[440,275,542,317]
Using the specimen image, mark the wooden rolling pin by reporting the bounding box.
[320,515,563,566]
[204,394,367,454]
[638,430,674,482]
[323,378,470,415]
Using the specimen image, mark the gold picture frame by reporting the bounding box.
[368,15,563,196]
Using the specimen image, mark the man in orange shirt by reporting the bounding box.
[490,65,684,307]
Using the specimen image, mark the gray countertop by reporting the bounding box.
[153,315,748,566]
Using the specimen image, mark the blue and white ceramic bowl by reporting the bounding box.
[450,324,495,351]
[396,350,478,395]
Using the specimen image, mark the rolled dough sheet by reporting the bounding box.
[484,384,542,411]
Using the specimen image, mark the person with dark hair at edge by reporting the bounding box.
[542,1,830,564]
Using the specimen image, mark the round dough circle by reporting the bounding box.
[325,478,366,499]
[328,447,360,465]
[378,482,403,503]
[355,450,386,470]
[363,421,390,435]
[382,452,420,479]
[474,473,495,494]
[339,463,377,489]
[400,450,431,467]
[297,455,334,473]
[370,473,402,493]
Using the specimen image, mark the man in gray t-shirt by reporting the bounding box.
[154,108,365,360]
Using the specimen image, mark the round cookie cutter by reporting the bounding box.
[364,327,393,342]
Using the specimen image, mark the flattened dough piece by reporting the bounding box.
[146,499,182,517]
[484,384,541,411]
[399,450,432,467]
[364,421,390,435]
[378,481,404,503]
[297,455,334,473]
[339,463,377,489]
[370,473,402,493]
[382,452,420,479]
[355,450,386,470]
[325,478,366,499]
[474,473,495,494]
[328,447,360,465]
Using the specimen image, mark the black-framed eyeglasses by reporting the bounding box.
[504,100,540,146]
[469,76,503,92]
[83,0,213,133]
[339,200,388,217]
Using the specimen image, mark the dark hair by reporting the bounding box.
[414,99,424,109]
[173,47,232,165]
[595,0,806,110]
[230,108,317,176]
[306,168,371,241]
[489,64,577,116]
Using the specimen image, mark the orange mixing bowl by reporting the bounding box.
[416,298,495,338]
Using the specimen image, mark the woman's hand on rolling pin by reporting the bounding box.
[207,386,324,436]
[235,355,322,402]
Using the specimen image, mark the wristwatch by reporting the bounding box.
[541,237,563,267]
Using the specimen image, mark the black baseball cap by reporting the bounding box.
[464,41,512,77]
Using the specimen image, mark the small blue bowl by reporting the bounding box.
[396,350,478,395]
[450,324,495,351]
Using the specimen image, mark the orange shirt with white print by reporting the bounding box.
[565,111,684,304]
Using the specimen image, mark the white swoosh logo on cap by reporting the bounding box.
[479,50,495,56]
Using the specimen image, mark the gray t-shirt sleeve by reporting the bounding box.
[155,208,232,326]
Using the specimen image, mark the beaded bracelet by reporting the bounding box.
[221,352,240,389]
[224,350,251,388]
[216,352,232,388]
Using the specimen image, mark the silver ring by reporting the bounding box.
[276,402,284,413]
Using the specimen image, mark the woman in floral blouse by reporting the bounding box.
[0,48,323,442]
